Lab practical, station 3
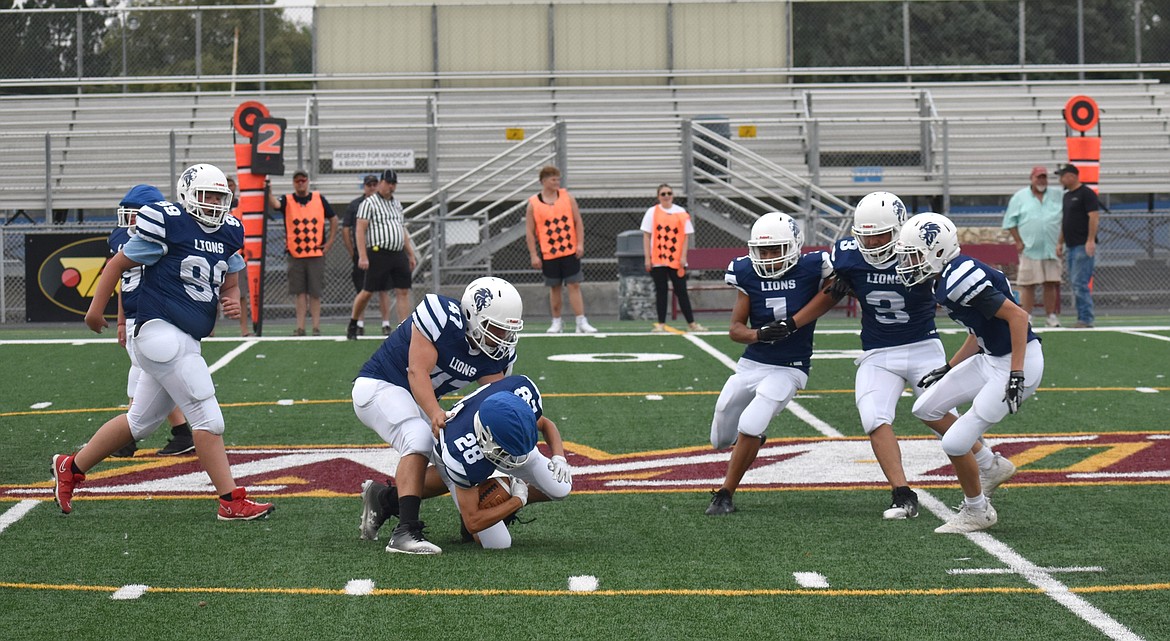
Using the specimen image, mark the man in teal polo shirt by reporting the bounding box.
[1003,166,1063,327]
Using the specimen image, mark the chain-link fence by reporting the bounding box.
[3,1,1169,93]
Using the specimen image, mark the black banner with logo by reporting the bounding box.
[25,233,118,322]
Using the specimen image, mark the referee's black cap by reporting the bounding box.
[380,169,398,184]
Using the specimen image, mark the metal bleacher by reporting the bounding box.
[1,79,1168,216]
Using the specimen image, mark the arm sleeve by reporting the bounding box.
[639,209,655,233]
[227,252,246,273]
[122,235,166,265]
[1002,191,1022,228]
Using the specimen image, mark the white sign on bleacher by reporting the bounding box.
[332,149,415,170]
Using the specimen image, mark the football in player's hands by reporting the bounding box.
[477,477,511,510]
[757,318,796,343]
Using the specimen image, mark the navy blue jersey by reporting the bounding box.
[936,255,1038,356]
[434,375,544,489]
[108,227,144,320]
[357,293,515,399]
[725,251,831,372]
[830,238,939,351]
[131,200,245,339]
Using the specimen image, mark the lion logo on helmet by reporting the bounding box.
[918,221,942,246]
[892,199,907,223]
[473,287,493,312]
[180,166,197,191]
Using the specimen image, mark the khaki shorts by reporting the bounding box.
[287,256,325,297]
[1016,255,1061,286]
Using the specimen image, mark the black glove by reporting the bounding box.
[822,274,854,301]
[1004,370,1025,414]
[917,364,951,389]
[757,318,797,343]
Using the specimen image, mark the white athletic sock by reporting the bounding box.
[575,315,587,324]
[963,494,989,511]
[356,320,365,328]
[382,321,391,328]
[974,446,995,470]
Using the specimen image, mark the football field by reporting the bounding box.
[2,320,1169,640]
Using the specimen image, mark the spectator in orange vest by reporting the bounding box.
[641,184,706,333]
[269,169,338,336]
[524,165,598,333]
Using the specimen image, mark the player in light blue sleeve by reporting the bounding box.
[54,164,274,522]
[353,276,524,554]
[706,212,833,516]
[895,212,1044,534]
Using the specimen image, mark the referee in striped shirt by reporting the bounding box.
[348,169,417,340]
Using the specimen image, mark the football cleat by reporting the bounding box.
[359,478,398,541]
[575,319,598,334]
[882,486,920,520]
[157,434,195,456]
[217,488,275,521]
[705,488,736,516]
[51,454,85,514]
[934,502,997,534]
[385,520,442,555]
[1046,313,1061,328]
[111,442,138,458]
[346,320,359,340]
[979,454,1017,497]
[546,318,563,334]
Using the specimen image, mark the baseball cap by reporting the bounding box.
[1030,166,1048,178]
[1054,163,1079,176]
[362,174,378,186]
[380,169,398,184]
[292,169,309,180]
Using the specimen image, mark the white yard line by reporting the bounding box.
[0,500,39,535]
[947,566,1104,575]
[918,490,1144,641]
[1121,330,1170,343]
[206,340,257,374]
[682,333,844,438]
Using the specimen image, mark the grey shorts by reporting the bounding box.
[287,256,325,297]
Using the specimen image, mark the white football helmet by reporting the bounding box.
[176,163,233,228]
[894,212,960,286]
[461,276,524,360]
[748,212,802,279]
[852,191,908,266]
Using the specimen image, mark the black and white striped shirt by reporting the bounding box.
[356,193,406,250]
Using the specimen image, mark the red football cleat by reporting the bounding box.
[217,488,275,521]
[51,454,85,514]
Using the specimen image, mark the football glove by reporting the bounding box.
[918,364,951,389]
[1004,370,1026,414]
[822,274,855,301]
[548,455,572,484]
[757,318,797,343]
[509,477,529,507]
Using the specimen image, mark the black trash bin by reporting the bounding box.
[616,230,655,321]
[694,115,730,183]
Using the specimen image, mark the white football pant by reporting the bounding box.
[854,339,948,435]
[710,358,807,449]
[351,377,435,457]
[126,319,223,438]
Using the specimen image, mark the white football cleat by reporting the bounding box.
[979,454,1017,497]
[546,318,563,334]
[1046,313,1061,328]
[934,502,997,534]
[576,319,598,334]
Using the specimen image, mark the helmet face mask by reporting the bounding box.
[748,212,802,279]
[116,206,137,229]
[852,191,908,266]
[176,163,233,228]
[894,213,960,286]
[461,277,524,360]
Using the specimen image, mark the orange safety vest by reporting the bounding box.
[284,191,326,258]
[528,189,578,260]
[651,206,689,269]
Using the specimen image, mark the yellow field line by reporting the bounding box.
[1,580,1167,598]
[3,386,1167,418]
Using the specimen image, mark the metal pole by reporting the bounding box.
[44,133,52,223]
[919,91,932,173]
[665,2,674,85]
[555,121,568,185]
[1077,0,1085,80]
[432,4,440,89]
[547,2,556,86]
[1018,0,1026,80]
[942,120,951,214]
[258,1,266,91]
[1135,0,1143,79]
[902,1,911,83]
[0,228,6,322]
[121,11,129,93]
[808,120,820,186]
[195,10,202,92]
[681,120,695,201]
[296,127,305,174]
[433,191,446,292]
[308,100,319,178]
[311,6,319,91]
[76,10,84,93]
[427,99,439,194]
[169,131,177,201]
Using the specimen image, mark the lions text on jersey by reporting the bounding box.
[831,238,939,350]
[107,227,144,320]
[128,200,245,340]
[434,375,543,489]
[936,255,1039,356]
[725,252,832,371]
[358,294,516,399]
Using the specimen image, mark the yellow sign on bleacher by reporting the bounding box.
[505,128,525,141]
[738,125,758,139]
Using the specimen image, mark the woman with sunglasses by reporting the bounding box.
[640,184,707,332]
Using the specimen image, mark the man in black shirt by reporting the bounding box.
[1055,164,1099,328]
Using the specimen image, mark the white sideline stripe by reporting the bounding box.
[1068,470,1170,479]
[793,572,830,588]
[1121,330,1170,343]
[206,340,257,374]
[682,334,845,438]
[918,491,1143,641]
[948,566,1105,575]
[0,500,39,535]
[344,579,375,596]
[110,584,149,600]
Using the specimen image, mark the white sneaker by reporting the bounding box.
[1046,313,1061,327]
[546,318,563,334]
[934,502,998,534]
[979,454,1017,497]
[576,319,598,334]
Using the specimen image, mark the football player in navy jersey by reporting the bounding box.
[705,212,833,516]
[896,213,1044,534]
[362,375,572,549]
[55,164,274,522]
[775,192,1016,520]
[109,185,194,459]
[353,276,525,554]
